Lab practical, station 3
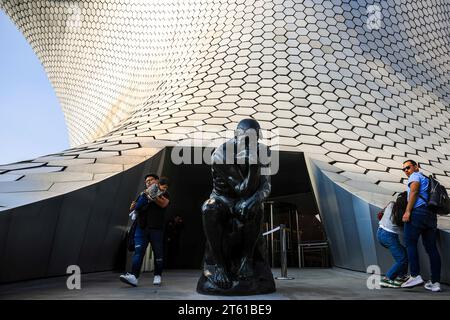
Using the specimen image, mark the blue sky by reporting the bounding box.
[0,9,69,165]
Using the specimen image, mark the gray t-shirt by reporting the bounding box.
[379,201,402,234]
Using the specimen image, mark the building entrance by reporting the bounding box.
[158,148,330,270]
[263,201,329,268]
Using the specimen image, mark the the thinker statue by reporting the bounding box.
[197,118,275,295]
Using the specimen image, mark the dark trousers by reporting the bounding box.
[131,225,164,278]
[404,205,441,283]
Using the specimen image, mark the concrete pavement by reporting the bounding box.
[0,268,449,300]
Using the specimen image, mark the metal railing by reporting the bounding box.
[263,224,294,280]
[298,240,329,268]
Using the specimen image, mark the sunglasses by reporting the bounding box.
[402,166,411,172]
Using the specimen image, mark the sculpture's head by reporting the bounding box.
[234,118,262,149]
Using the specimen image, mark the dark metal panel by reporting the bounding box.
[437,230,450,284]
[46,185,97,276]
[0,211,12,280]
[77,174,122,272]
[1,197,62,282]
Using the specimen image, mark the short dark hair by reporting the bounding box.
[159,176,170,186]
[403,159,418,167]
[145,173,159,180]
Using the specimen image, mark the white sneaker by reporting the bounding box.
[119,273,138,287]
[401,275,424,288]
[153,275,162,285]
[424,280,441,292]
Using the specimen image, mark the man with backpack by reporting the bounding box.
[401,160,441,292]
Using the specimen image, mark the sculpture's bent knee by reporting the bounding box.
[202,197,229,217]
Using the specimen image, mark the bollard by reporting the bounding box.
[275,224,294,280]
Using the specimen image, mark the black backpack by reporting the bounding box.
[419,173,450,215]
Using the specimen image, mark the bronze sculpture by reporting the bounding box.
[197,118,276,295]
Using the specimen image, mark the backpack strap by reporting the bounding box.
[418,172,430,203]
[419,172,429,180]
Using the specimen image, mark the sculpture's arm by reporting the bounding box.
[235,147,272,219]
[228,145,263,196]
[235,173,271,221]
[245,146,271,202]
[212,162,244,195]
[211,145,243,194]
[253,172,271,202]
[243,172,270,207]
[236,164,259,196]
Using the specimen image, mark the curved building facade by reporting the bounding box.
[0,0,449,284]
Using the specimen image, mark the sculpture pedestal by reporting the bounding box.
[196,261,276,296]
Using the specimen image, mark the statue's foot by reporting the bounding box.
[237,257,254,280]
[208,265,232,289]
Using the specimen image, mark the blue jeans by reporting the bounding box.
[404,205,441,283]
[131,226,164,278]
[377,227,408,280]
